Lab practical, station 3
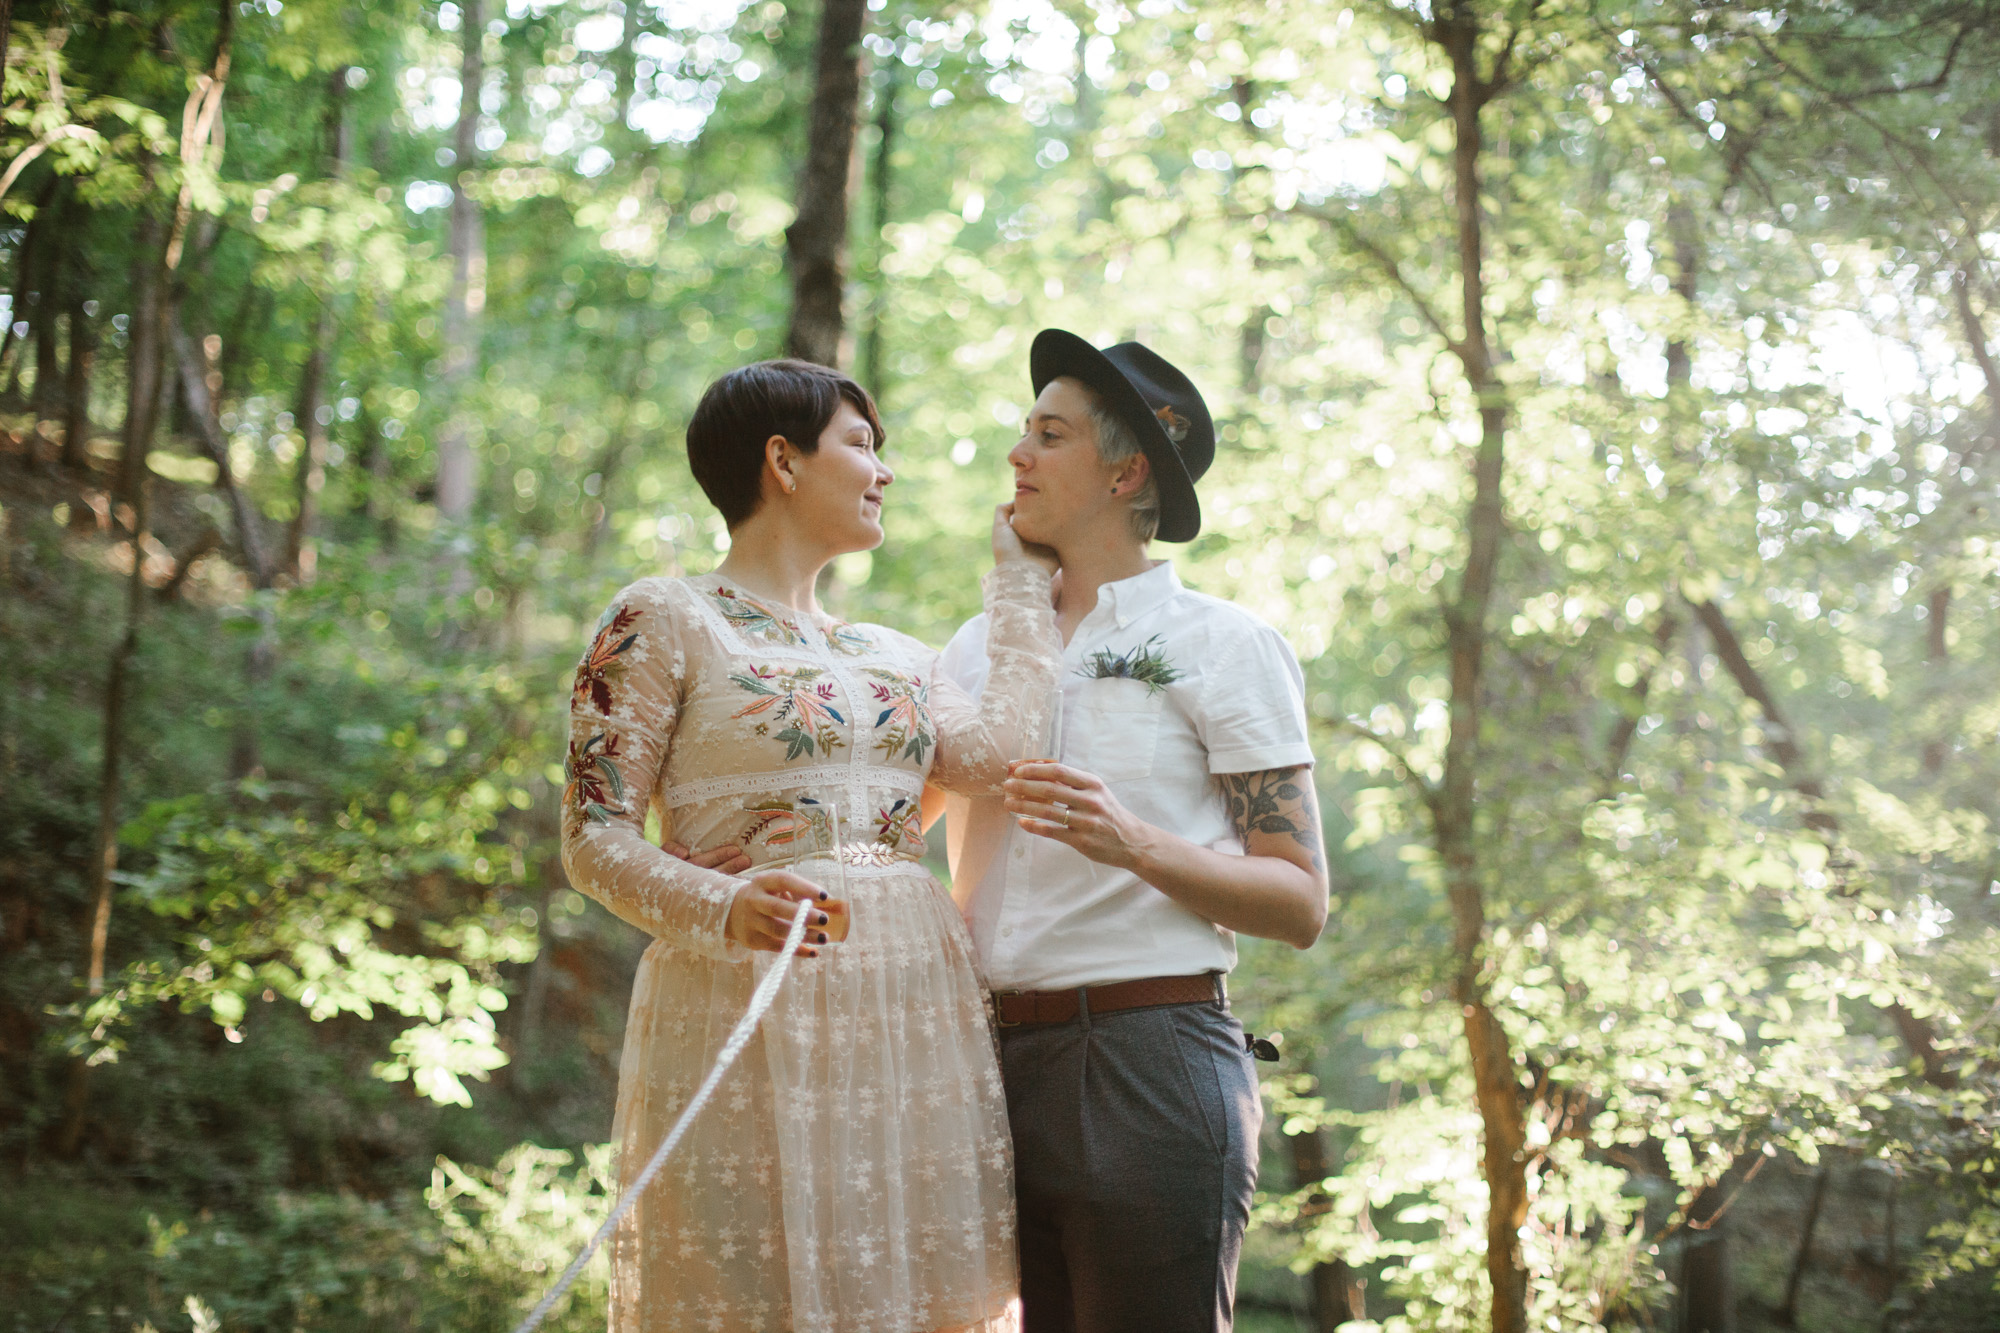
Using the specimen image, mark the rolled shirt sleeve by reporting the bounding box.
[1194,623,1315,775]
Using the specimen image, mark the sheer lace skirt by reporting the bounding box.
[608,865,1020,1333]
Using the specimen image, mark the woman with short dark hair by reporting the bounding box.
[561,358,1060,1332]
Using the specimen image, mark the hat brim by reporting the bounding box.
[1030,329,1202,542]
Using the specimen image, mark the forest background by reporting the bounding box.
[3,0,1998,1331]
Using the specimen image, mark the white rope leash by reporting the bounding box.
[509,898,816,1333]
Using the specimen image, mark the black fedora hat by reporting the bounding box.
[1029,329,1214,543]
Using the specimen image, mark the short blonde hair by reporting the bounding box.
[1082,392,1160,543]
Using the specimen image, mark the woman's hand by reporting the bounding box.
[724,871,834,956]
[662,838,752,876]
[991,503,1059,576]
[1002,761,1154,871]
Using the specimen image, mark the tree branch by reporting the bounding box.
[173,320,274,588]
[1824,21,1969,101]
[1686,593,1959,1089]
[1684,595,1835,831]
[155,525,221,602]
[1301,205,1465,360]
[1953,267,2000,446]
[1337,717,1442,813]
[1600,611,1679,794]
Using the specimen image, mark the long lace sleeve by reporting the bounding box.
[927,559,1061,795]
[560,580,743,957]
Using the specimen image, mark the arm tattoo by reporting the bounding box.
[1222,766,1326,875]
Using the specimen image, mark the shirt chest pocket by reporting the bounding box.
[1074,678,1166,783]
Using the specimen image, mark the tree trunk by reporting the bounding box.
[357,401,395,532]
[30,187,64,428]
[1428,11,1526,1333]
[860,58,897,404]
[1286,1125,1366,1331]
[175,326,274,588]
[1877,1168,1902,1327]
[287,67,350,579]
[61,269,95,471]
[1678,1152,1755,1333]
[513,849,567,1082]
[85,470,153,1000]
[612,0,642,132]
[1775,1165,1830,1327]
[784,0,868,368]
[1776,1160,1832,1320]
[60,187,168,1157]
[1920,586,1948,776]
[174,322,277,777]
[117,209,166,516]
[69,0,236,1147]
[2,174,59,401]
[1663,199,1698,389]
[436,0,484,519]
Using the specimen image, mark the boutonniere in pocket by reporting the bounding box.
[1079,635,1183,695]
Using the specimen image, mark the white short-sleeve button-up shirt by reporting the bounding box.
[939,561,1314,992]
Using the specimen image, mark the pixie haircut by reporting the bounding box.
[686,359,886,528]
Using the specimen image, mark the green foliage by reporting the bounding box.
[5,0,2000,1328]
[427,1142,617,1332]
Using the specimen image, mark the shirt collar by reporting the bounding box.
[1094,561,1182,631]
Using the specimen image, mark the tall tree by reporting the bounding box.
[784,0,867,368]
[436,0,484,518]
[1376,7,1532,1328]
[28,183,64,429]
[67,0,235,1154]
[860,57,896,403]
[60,221,95,471]
[286,66,351,578]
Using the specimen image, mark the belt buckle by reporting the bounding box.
[991,990,1021,1028]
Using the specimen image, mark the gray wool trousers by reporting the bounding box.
[998,988,1262,1333]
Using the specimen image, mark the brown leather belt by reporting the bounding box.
[992,974,1222,1028]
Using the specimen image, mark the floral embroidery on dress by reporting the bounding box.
[731,664,848,760]
[826,620,873,656]
[565,732,625,823]
[874,797,921,850]
[864,668,935,766]
[739,797,835,857]
[707,585,809,646]
[573,605,641,714]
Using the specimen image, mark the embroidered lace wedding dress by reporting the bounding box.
[561,560,1059,1333]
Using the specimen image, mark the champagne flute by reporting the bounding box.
[816,796,852,943]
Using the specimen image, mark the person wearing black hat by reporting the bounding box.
[936,330,1330,1332]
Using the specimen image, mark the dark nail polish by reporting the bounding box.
[818,890,829,901]
[817,912,830,925]
[817,931,829,945]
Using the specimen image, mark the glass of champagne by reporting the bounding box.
[810,795,851,944]
[1021,686,1063,767]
